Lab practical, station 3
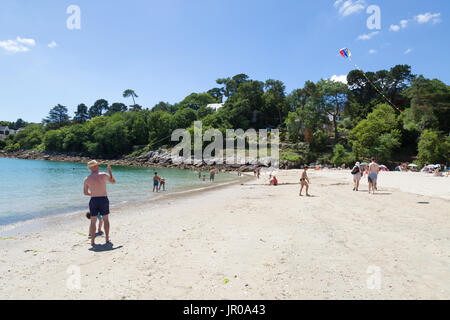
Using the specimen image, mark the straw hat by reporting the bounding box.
[87,160,100,169]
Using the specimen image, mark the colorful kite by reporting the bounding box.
[339,47,403,113]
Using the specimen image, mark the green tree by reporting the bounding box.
[129,104,143,112]
[316,79,348,142]
[349,104,401,163]
[44,104,70,129]
[73,104,89,123]
[123,89,139,105]
[331,144,350,167]
[105,103,127,116]
[417,130,450,166]
[89,99,109,118]
[131,116,148,145]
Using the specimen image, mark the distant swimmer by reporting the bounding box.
[368,158,380,195]
[84,160,116,246]
[153,172,160,193]
[299,166,310,197]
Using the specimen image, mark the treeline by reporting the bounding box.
[1,67,449,166]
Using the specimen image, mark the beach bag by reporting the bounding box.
[351,167,360,175]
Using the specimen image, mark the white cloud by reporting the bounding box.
[369,49,377,54]
[414,12,441,24]
[400,19,409,28]
[0,36,35,53]
[48,41,57,48]
[404,48,413,55]
[330,75,348,84]
[357,31,379,40]
[389,25,400,32]
[16,36,36,46]
[334,0,366,17]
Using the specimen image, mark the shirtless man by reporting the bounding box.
[84,160,116,246]
[368,158,380,195]
[210,169,216,182]
[299,166,310,197]
[153,172,160,192]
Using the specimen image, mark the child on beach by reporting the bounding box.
[153,172,160,192]
[159,177,166,191]
[86,211,103,238]
[299,166,310,197]
[269,175,278,186]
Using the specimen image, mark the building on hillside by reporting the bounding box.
[0,126,10,140]
[206,103,224,111]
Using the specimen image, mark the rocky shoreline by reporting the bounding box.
[0,150,285,171]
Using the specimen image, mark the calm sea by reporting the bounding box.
[0,158,238,226]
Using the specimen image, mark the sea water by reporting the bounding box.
[0,158,238,226]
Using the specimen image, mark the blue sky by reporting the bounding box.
[0,0,448,122]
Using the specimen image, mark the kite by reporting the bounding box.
[339,47,403,114]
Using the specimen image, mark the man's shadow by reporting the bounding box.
[89,242,123,252]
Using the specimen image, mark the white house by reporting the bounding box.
[0,126,24,140]
[0,126,10,140]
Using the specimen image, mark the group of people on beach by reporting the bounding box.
[351,158,380,194]
[198,169,217,182]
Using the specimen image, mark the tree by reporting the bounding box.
[417,130,450,166]
[316,79,349,141]
[44,104,70,129]
[403,76,450,134]
[131,116,148,145]
[129,104,143,112]
[332,144,350,167]
[105,103,127,116]
[123,89,139,105]
[349,104,401,163]
[263,79,288,126]
[73,104,89,123]
[89,99,109,118]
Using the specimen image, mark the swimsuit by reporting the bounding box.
[368,172,378,182]
[154,179,159,186]
[89,197,110,217]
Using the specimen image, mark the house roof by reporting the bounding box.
[0,126,9,131]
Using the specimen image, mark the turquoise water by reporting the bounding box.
[0,158,237,226]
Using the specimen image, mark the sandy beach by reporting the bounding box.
[0,169,449,300]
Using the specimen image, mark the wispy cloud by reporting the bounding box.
[357,31,379,40]
[0,36,36,53]
[389,25,400,32]
[404,48,413,55]
[48,41,57,48]
[334,0,366,17]
[330,75,348,84]
[414,12,441,24]
[369,49,377,54]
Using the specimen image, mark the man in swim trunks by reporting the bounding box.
[84,160,116,246]
[210,169,216,182]
[153,172,160,192]
[368,158,380,195]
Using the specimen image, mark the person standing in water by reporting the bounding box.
[299,166,310,197]
[153,172,160,192]
[84,160,116,246]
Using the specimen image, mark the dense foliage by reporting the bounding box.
[1,68,449,166]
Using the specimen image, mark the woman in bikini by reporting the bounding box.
[299,166,310,197]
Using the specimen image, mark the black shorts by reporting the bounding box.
[89,197,110,217]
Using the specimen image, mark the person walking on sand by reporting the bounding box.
[84,160,116,246]
[153,172,160,192]
[299,166,310,197]
[368,158,380,194]
[351,162,362,191]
